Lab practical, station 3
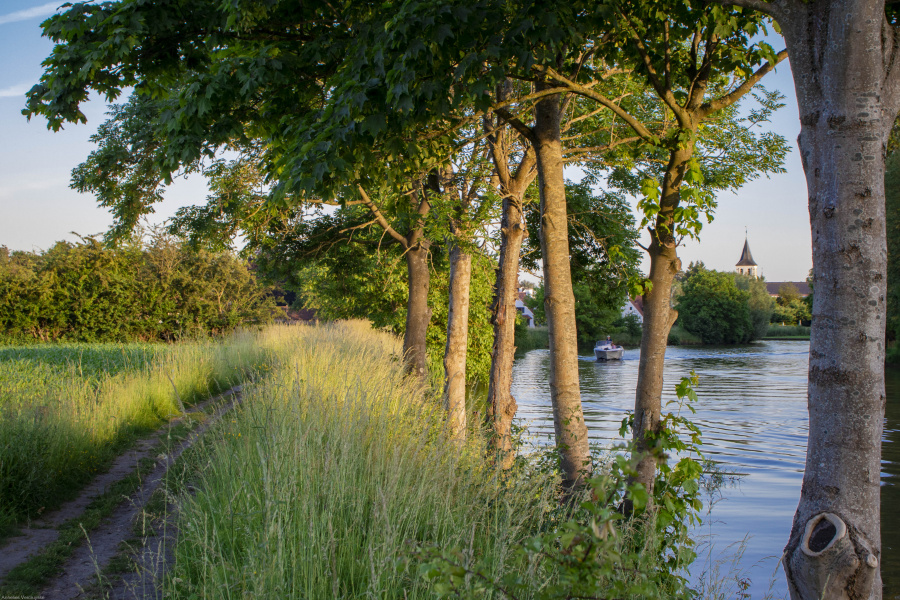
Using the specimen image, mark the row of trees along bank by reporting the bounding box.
[25,0,900,597]
[0,234,276,342]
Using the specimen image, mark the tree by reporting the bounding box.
[772,283,811,326]
[735,273,774,339]
[714,1,900,596]
[483,100,538,467]
[24,0,456,379]
[545,0,788,496]
[675,263,752,344]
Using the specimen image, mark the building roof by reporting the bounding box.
[735,238,758,267]
[766,281,811,297]
[629,296,644,316]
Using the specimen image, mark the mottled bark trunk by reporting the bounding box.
[404,245,431,379]
[444,242,471,439]
[775,3,897,597]
[632,145,692,493]
[533,90,591,489]
[486,190,527,467]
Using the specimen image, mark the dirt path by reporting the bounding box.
[0,385,244,598]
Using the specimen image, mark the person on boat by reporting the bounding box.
[605,335,613,346]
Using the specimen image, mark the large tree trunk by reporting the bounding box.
[775,4,897,597]
[486,189,527,467]
[632,145,693,494]
[533,90,591,489]
[444,242,472,439]
[404,244,432,379]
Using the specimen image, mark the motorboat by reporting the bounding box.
[594,339,624,361]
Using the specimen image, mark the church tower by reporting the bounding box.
[735,236,758,278]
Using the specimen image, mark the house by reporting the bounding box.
[621,296,644,323]
[765,281,811,298]
[516,288,536,327]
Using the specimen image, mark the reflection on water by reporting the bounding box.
[511,341,899,599]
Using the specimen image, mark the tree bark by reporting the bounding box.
[486,187,528,467]
[404,244,432,379]
[632,145,693,494]
[533,89,592,489]
[632,146,690,494]
[444,242,471,439]
[771,3,899,597]
[484,110,537,467]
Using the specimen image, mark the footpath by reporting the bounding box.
[0,385,245,600]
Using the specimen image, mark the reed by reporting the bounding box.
[764,324,811,339]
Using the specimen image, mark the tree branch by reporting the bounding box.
[706,0,783,19]
[617,10,686,122]
[543,68,656,140]
[357,185,408,247]
[494,107,538,145]
[700,49,788,116]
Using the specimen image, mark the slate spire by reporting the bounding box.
[736,237,757,267]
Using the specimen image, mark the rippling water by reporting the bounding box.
[510,340,899,599]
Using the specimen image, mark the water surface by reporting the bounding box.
[511,341,899,598]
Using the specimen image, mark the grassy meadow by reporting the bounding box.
[164,322,561,599]
[0,331,275,536]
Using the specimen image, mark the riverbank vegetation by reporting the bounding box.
[765,324,811,340]
[0,331,272,537]
[165,322,703,600]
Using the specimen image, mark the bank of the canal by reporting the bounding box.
[510,340,898,599]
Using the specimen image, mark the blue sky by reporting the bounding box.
[0,1,813,281]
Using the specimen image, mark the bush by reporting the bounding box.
[0,233,276,343]
[419,373,706,600]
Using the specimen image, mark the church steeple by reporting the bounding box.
[735,234,758,278]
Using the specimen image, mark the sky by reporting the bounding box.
[0,0,814,282]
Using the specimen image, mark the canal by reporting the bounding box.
[510,340,899,599]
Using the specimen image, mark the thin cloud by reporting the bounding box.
[0,83,32,99]
[0,2,61,26]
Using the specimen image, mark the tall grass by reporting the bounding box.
[764,324,810,338]
[0,331,274,535]
[515,325,550,353]
[166,322,558,599]
[667,324,703,345]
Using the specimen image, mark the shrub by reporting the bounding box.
[0,233,276,343]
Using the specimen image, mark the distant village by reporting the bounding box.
[514,236,810,328]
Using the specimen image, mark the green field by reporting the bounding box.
[0,332,274,536]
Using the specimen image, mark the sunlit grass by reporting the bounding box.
[0,331,275,535]
[165,321,559,599]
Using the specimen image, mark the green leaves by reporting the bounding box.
[675,263,761,344]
